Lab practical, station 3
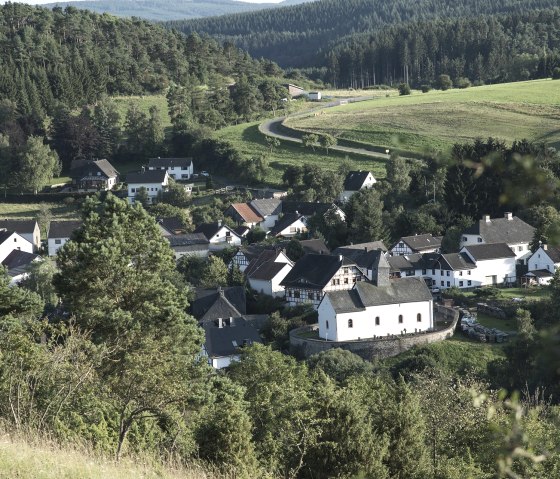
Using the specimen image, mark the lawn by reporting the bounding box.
[476,313,517,333]
[214,121,388,186]
[0,202,80,220]
[285,79,560,156]
[111,94,171,129]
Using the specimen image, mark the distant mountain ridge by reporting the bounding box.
[43,0,317,21]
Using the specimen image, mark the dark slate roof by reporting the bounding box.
[1,250,38,270]
[0,219,37,235]
[148,157,192,169]
[250,198,282,217]
[0,230,13,244]
[526,269,554,278]
[193,222,239,241]
[463,243,516,261]
[335,241,387,253]
[282,201,334,216]
[48,220,82,239]
[440,252,476,271]
[234,225,251,237]
[166,233,209,248]
[245,250,291,281]
[542,246,560,263]
[70,159,119,179]
[333,247,385,270]
[343,171,373,191]
[280,253,353,289]
[191,286,246,321]
[158,216,186,234]
[299,239,330,255]
[397,234,442,252]
[388,255,414,272]
[325,277,432,313]
[463,215,535,244]
[126,169,167,184]
[269,212,305,237]
[203,318,262,358]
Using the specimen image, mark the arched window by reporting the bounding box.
[398,315,403,324]
[417,313,422,322]
[348,319,353,328]
[326,320,329,329]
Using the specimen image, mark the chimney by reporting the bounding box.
[217,220,222,227]
[364,246,368,252]
[217,286,223,296]
[217,318,223,328]
[504,212,513,220]
[483,215,491,222]
[543,244,548,251]
[339,254,343,262]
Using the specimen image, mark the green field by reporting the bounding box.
[0,202,79,220]
[214,122,387,186]
[476,313,517,332]
[112,94,172,129]
[285,79,560,156]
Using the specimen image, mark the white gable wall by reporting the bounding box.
[208,226,242,250]
[275,218,308,237]
[0,232,34,262]
[461,249,516,286]
[460,235,531,264]
[249,262,293,297]
[528,247,558,274]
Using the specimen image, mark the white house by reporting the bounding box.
[0,230,34,263]
[339,171,377,203]
[318,278,434,341]
[166,233,210,260]
[245,249,293,297]
[127,170,169,204]
[148,157,193,180]
[47,220,82,257]
[250,198,282,231]
[390,234,442,256]
[2,250,41,285]
[526,245,560,285]
[460,243,517,286]
[460,213,535,264]
[193,222,242,251]
[224,203,264,229]
[69,159,119,191]
[281,253,366,308]
[308,91,322,101]
[268,213,307,238]
[0,219,41,252]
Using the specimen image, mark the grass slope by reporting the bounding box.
[214,121,387,186]
[285,79,560,156]
[0,431,227,479]
[0,202,79,220]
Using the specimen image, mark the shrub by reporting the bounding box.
[398,83,411,96]
[552,67,560,80]
[436,74,452,91]
[454,77,471,89]
[420,85,431,93]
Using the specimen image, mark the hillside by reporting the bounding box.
[43,0,316,21]
[284,79,560,155]
[168,0,560,68]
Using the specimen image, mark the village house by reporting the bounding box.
[47,220,82,257]
[390,233,442,256]
[0,219,41,252]
[281,253,366,308]
[525,244,560,285]
[245,249,293,297]
[148,157,193,180]
[127,169,169,204]
[460,243,517,286]
[0,229,34,263]
[460,213,535,264]
[333,242,388,281]
[69,159,119,191]
[339,171,377,203]
[224,198,283,232]
[268,212,307,238]
[284,83,306,98]
[166,233,210,259]
[2,250,40,285]
[157,216,188,236]
[282,201,346,222]
[225,203,264,229]
[193,221,242,250]
[317,262,434,341]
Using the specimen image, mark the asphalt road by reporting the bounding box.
[258,97,393,161]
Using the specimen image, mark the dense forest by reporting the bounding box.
[170,0,560,68]
[42,0,316,22]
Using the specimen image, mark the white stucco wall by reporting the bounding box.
[461,249,516,286]
[128,181,167,204]
[318,295,434,341]
[276,218,307,237]
[460,234,531,264]
[0,232,34,262]
[208,227,242,250]
[249,262,292,297]
[528,248,558,274]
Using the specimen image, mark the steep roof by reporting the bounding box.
[148,157,192,169]
[70,159,119,180]
[193,222,239,241]
[250,198,282,217]
[343,171,373,191]
[397,234,442,252]
[281,253,355,290]
[299,238,330,255]
[269,212,305,237]
[245,250,292,281]
[126,169,167,184]
[158,216,186,234]
[191,286,246,321]
[387,255,414,272]
[440,252,476,270]
[282,201,335,216]
[230,203,263,224]
[203,318,262,358]
[463,243,516,261]
[325,277,432,313]
[333,247,385,270]
[1,250,39,275]
[0,219,37,235]
[463,215,535,244]
[166,233,209,248]
[541,245,560,264]
[48,220,82,239]
[0,230,13,245]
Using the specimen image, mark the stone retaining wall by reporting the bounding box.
[289,305,459,361]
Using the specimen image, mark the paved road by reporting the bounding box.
[259,96,392,161]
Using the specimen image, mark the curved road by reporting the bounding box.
[259,96,392,161]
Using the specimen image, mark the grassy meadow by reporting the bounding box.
[214,121,388,185]
[111,94,172,129]
[285,79,560,156]
[0,202,79,220]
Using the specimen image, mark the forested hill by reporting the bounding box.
[0,3,270,117]
[169,0,560,68]
[42,0,316,22]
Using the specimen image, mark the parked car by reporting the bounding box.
[200,171,210,177]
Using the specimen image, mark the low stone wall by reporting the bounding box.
[289,305,459,361]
